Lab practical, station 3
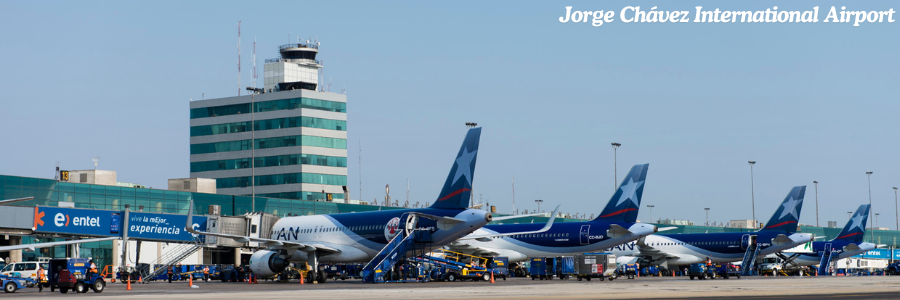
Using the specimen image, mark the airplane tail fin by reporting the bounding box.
[833,204,869,243]
[429,127,481,210]
[757,186,805,233]
[592,164,649,223]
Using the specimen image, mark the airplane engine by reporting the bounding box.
[249,250,289,277]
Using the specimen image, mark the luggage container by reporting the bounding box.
[554,256,575,279]
[574,253,618,281]
[490,257,509,280]
[529,258,549,280]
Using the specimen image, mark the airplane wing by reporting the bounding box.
[0,197,34,205]
[492,212,550,221]
[457,205,560,241]
[184,201,339,254]
[635,237,681,260]
[0,237,119,251]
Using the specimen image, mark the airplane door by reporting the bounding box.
[741,234,757,250]
[580,225,590,245]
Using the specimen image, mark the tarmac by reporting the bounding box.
[4,275,900,299]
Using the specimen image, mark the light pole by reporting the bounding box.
[535,199,543,213]
[748,161,756,224]
[813,181,819,227]
[866,171,873,240]
[246,86,263,212]
[647,205,655,223]
[894,187,898,231]
[611,143,621,191]
[704,208,710,226]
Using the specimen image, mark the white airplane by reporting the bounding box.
[610,186,814,273]
[186,127,550,282]
[447,164,663,262]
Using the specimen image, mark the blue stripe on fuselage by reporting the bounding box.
[482,221,626,248]
[651,232,787,254]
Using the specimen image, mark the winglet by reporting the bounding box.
[185,200,201,235]
[458,205,560,240]
[758,186,805,233]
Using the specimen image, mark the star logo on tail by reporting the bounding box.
[849,212,865,231]
[451,147,477,186]
[615,178,644,207]
[779,196,801,220]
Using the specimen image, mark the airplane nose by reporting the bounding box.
[484,213,493,222]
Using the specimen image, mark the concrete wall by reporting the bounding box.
[167,178,216,194]
[64,170,117,186]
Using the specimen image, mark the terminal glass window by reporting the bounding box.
[190,103,251,119]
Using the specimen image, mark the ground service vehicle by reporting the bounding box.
[688,263,717,280]
[0,274,38,293]
[886,262,900,275]
[618,263,639,279]
[1,261,48,281]
[712,263,741,279]
[47,258,105,293]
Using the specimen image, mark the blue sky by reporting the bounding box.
[1,1,898,228]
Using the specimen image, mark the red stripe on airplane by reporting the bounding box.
[764,220,797,229]
[438,188,471,201]
[600,208,637,218]
[836,232,862,239]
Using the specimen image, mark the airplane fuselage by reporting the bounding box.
[790,241,876,266]
[268,208,491,263]
[611,231,813,265]
[456,221,657,262]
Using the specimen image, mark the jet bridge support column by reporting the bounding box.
[119,209,130,271]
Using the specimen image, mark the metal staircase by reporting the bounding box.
[140,242,203,283]
[361,213,433,283]
[740,242,760,275]
[817,243,833,276]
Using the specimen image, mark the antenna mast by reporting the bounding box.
[252,36,257,89]
[237,21,241,96]
[359,139,362,204]
[512,175,516,214]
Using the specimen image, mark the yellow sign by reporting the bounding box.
[60,171,69,181]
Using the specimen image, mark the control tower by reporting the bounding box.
[264,41,322,92]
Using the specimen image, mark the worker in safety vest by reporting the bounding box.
[167,265,174,283]
[203,266,210,282]
[88,260,98,278]
[36,265,45,292]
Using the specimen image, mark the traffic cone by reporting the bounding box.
[127,278,132,291]
[490,272,495,283]
[138,276,143,284]
[189,276,193,287]
[300,273,304,285]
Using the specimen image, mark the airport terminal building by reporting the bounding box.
[189,42,348,202]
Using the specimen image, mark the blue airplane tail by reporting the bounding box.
[592,164,649,223]
[757,186,805,233]
[430,127,481,210]
[833,204,869,243]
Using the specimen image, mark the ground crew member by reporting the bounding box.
[167,265,174,283]
[203,266,210,282]
[87,260,98,278]
[36,265,45,292]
